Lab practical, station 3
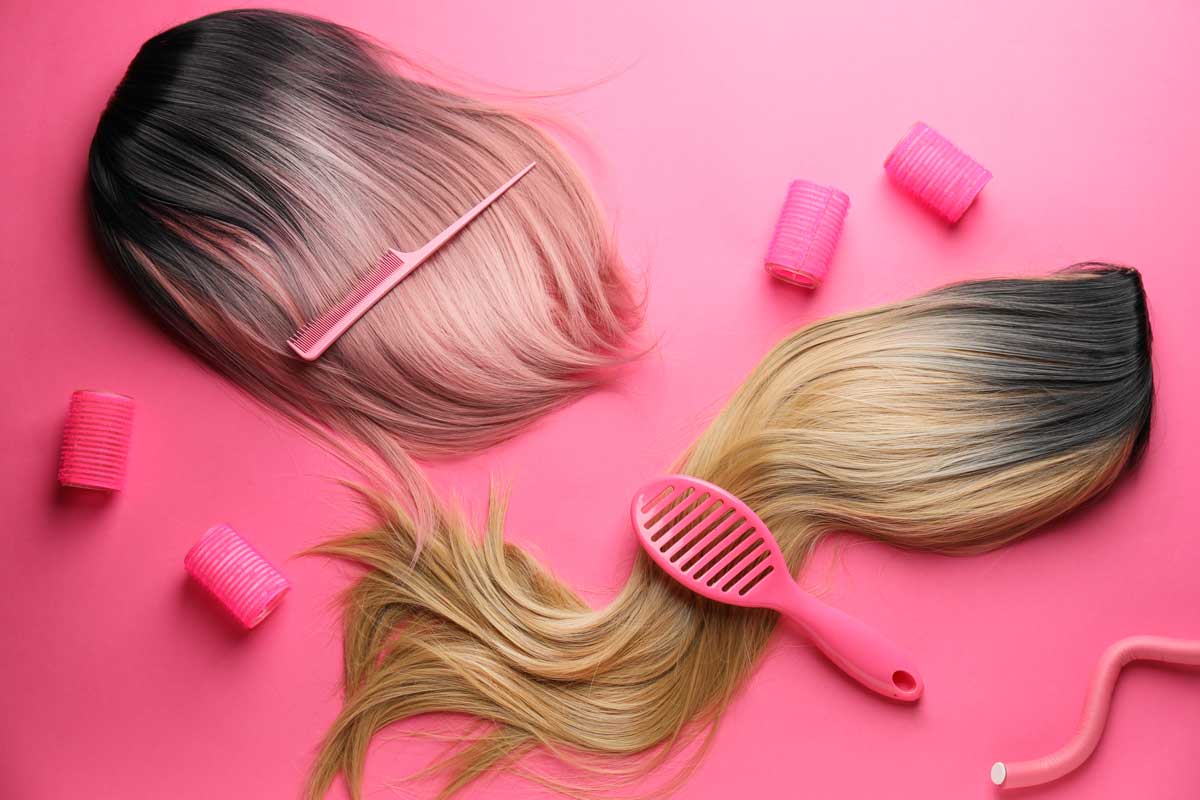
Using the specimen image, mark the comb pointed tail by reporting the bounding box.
[402,162,537,264]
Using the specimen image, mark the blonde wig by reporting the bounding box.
[309,265,1153,798]
[87,10,640,483]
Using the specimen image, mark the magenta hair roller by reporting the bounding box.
[58,390,135,491]
[764,180,850,289]
[885,122,992,223]
[184,524,290,629]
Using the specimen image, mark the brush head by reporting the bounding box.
[630,475,790,608]
[632,474,925,702]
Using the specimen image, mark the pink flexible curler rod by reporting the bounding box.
[991,635,1200,789]
[288,162,536,360]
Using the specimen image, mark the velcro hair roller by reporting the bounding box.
[884,122,992,223]
[58,390,135,491]
[184,524,290,629]
[764,180,850,289]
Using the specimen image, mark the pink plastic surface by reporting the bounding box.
[633,475,923,701]
[764,179,850,288]
[993,636,1200,790]
[885,122,992,223]
[4,2,1200,798]
[58,390,135,491]
[184,524,290,629]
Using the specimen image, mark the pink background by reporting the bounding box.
[3,1,1198,797]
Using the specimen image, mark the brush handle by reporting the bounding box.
[775,585,923,701]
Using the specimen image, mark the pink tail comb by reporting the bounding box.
[631,475,923,702]
[288,162,536,360]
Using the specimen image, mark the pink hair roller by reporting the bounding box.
[764,179,850,289]
[992,635,1200,789]
[58,390,135,491]
[184,524,290,629]
[885,122,992,223]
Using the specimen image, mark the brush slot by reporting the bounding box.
[670,507,734,563]
[658,496,720,551]
[737,565,774,595]
[721,549,770,592]
[645,487,693,531]
[707,538,764,587]
[652,491,709,542]
[681,518,746,572]
[640,485,676,516]
[693,527,754,580]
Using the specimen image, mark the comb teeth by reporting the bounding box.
[646,482,776,597]
[287,251,406,354]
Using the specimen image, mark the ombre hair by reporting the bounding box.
[87,9,640,486]
[309,266,1153,798]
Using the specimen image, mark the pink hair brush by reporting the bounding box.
[631,475,923,702]
[288,162,536,360]
[991,635,1200,789]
